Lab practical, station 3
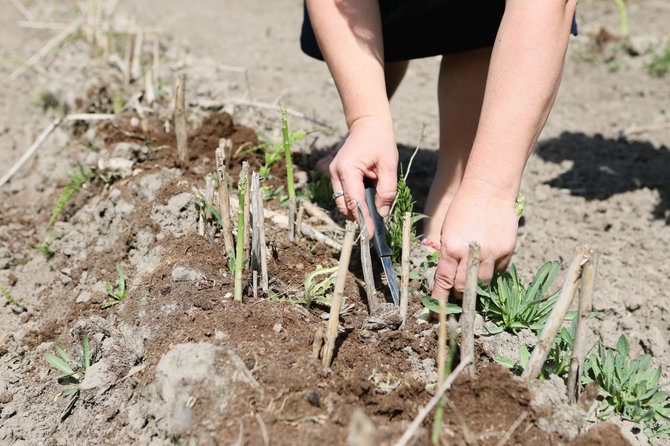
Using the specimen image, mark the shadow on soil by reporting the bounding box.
[536,132,670,223]
[308,132,670,226]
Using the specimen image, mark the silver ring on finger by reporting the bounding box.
[332,191,344,199]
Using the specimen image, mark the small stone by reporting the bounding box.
[214,330,229,341]
[626,301,641,312]
[272,323,283,333]
[1,402,17,419]
[171,265,205,283]
[76,291,92,303]
[104,406,118,421]
[305,390,320,407]
[0,391,13,404]
[98,157,134,178]
[363,303,402,331]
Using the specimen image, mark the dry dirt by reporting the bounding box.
[0,0,669,445]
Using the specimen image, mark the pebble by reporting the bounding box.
[0,391,12,404]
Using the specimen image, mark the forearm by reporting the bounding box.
[463,0,577,199]
[305,0,392,128]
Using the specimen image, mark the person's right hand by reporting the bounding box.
[431,179,519,301]
[329,115,398,238]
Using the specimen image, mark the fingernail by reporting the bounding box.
[379,206,390,217]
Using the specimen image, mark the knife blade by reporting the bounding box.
[364,179,400,306]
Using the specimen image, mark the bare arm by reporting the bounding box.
[306,0,398,230]
[433,0,578,299]
[463,0,578,199]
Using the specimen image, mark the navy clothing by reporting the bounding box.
[300,0,578,62]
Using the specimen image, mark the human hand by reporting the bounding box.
[431,179,519,301]
[329,116,398,237]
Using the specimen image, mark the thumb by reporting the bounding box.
[374,170,397,218]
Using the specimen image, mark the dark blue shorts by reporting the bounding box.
[301,0,578,62]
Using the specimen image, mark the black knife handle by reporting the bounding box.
[364,179,393,258]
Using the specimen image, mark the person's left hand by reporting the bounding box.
[431,179,519,300]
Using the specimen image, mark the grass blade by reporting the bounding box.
[44,352,75,375]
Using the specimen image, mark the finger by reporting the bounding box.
[478,259,495,285]
[494,253,512,273]
[340,169,371,236]
[451,259,468,300]
[329,165,352,220]
[431,248,459,303]
[373,167,397,218]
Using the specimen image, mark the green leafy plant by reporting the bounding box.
[0,283,21,308]
[235,123,307,181]
[420,296,463,315]
[46,165,95,232]
[386,166,422,263]
[36,165,95,260]
[413,251,439,294]
[515,191,526,219]
[584,335,670,436]
[101,263,127,308]
[495,318,577,380]
[307,173,334,210]
[477,261,560,334]
[303,265,339,307]
[44,335,96,420]
[193,188,222,227]
[34,242,55,259]
[648,42,670,78]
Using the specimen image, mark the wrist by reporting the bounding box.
[458,176,519,203]
[347,114,395,137]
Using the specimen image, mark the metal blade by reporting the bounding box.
[380,256,400,306]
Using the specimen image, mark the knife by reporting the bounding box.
[364,179,401,306]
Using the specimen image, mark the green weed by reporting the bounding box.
[46,165,95,232]
[226,250,248,277]
[34,242,55,260]
[585,335,670,436]
[235,125,306,181]
[268,265,338,308]
[193,187,222,227]
[0,283,21,308]
[478,261,560,334]
[386,166,422,263]
[101,263,127,308]
[35,91,60,112]
[307,173,334,210]
[495,318,577,380]
[44,335,96,421]
[515,192,526,219]
[303,265,339,307]
[420,296,463,315]
[648,42,670,78]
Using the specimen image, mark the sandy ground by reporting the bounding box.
[0,0,669,444]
